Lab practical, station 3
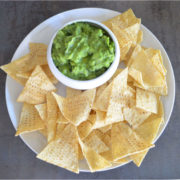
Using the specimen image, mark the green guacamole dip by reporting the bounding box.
[52,22,115,80]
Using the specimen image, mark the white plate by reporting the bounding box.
[5,8,175,172]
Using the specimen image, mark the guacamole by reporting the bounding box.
[52,22,115,80]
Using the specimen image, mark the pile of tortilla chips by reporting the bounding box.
[1,9,167,173]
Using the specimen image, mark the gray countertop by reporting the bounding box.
[0,1,180,179]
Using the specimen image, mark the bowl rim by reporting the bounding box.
[47,19,120,89]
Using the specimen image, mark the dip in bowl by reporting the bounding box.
[47,19,120,90]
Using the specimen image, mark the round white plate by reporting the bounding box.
[5,8,175,172]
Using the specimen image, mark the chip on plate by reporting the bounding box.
[37,123,79,173]
[111,122,154,160]
[15,103,44,136]
[17,66,56,104]
[52,89,96,126]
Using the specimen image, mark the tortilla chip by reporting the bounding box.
[128,46,164,87]
[136,88,158,114]
[35,103,47,122]
[83,133,109,154]
[52,89,96,126]
[0,54,33,85]
[46,92,58,142]
[79,139,111,172]
[15,103,44,136]
[17,66,56,104]
[123,107,151,128]
[66,87,82,97]
[37,123,79,173]
[111,122,154,160]
[78,143,84,160]
[131,114,163,166]
[104,9,140,30]
[145,48,167,76]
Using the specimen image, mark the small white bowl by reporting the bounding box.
[47,19,120,90]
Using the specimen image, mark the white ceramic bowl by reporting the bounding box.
[47,19,120,90]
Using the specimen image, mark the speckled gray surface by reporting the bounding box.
[0,1,179,179]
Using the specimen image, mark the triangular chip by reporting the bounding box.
[128,46,164,87]
[1,54,33,85]
[52,89,96,126]
[17,66,56,104]
[83,133,109,154]
[130,113,163,166]
[37,124,79,173]
[79,139,111,172]
[136,88,158,114]
[111,122,154,161]
[123,107,151,128]
[46,92,58,142]
[15,103,44,136]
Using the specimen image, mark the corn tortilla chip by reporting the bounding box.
[131,114,163,166]
[15,103,44,136]
[128,46,164,87]
[17,66,56,104]
[52,89,96,126]
[111,122,154,160]
[37,123,79,173]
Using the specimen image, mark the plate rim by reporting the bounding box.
[5,7,176,173]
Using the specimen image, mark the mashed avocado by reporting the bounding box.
[52,22,115,80]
